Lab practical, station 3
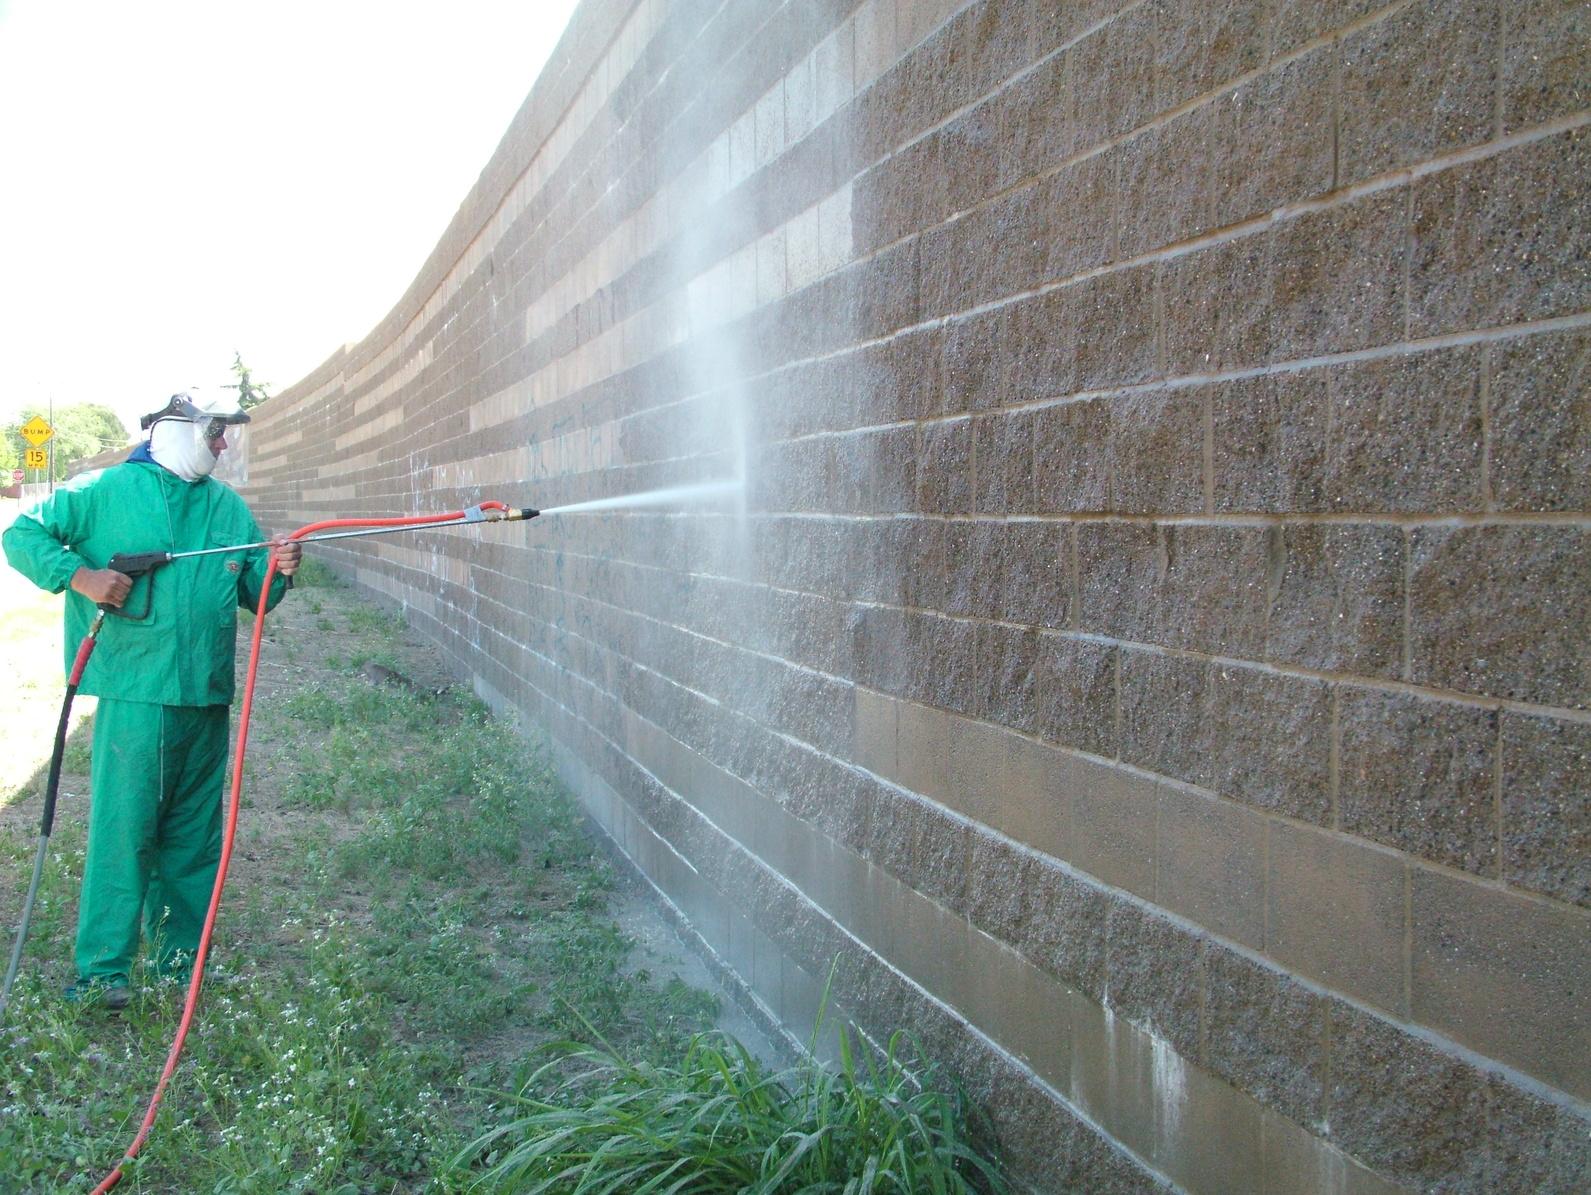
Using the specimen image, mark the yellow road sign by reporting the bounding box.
[25,447,48,470]
[20,416,53,447]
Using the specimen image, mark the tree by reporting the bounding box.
[228,352,272,410]
[0,431,14,474]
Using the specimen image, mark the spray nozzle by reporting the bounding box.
[463,503,539,523]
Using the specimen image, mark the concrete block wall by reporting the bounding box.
[238,1,1589,1190]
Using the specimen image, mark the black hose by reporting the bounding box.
[1,614,104,1019]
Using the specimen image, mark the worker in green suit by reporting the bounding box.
[2,392,300,1010]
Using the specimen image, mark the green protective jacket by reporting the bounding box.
[2,458,289,705]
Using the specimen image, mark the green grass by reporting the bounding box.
[346,605,406,636]
[450,1017,1007,1194]
[291,557,343,589]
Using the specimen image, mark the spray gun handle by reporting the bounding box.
[101,550,172,620]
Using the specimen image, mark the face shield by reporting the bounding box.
[141,393,250,483]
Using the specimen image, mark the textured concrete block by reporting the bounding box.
[1034,398,1110,513]
[1339,688,1498,875]
[1338,0,1499,185]
[1323,347,1486,513]
[993,519,1070,628]
[1155,783,1267,945]
[974,622,1042,735]
[1006,288,1080,405]
[906,609,978,715]
[1122,652,1333,822]
[1488,330,1591,512]
[1203,945,1329,1126]
[996,53,1078,184]
[848,603,910,695]
[1271,187,1407,360]
[1410,866,1591,1100]
[1070,4,1158,144]
[1018,860,1111,999]
[1159,524,1272,656]
[915,420,973,514]
[1033,633,1117,757]
[940,309,1006,414]
[972,409,1036,514]
[1326,1004,1493,1191]
[1109,389,1205,514]
[938,519,1004,619]
[1161,230,1276,373]
[1411,129,1591,337]
[1409,524,1590,708]
[1073,266,1159,391]
[1104,901,1204,1056]
[852,151,927,256]
[1502,0,1591,131]
[1204,665,1333,822]
[1030,152,1116,282]
[1266,820,1407,1015]
[1211,45,1335,227]
[1211,372,1330,513]
[1500,713,1591,907]
[965,830,1032,944]
[916,201,1024,315]
[1154,0,1269,110]
[1117,106,1215,259]
[938,101,1002,217]
[906,796,974,913]
[1480,1072,1591,1193]
[1120,648,1213,780]
[1264,524,1405,679]
[1076,521,1161,643]
[1079,523,1271,656]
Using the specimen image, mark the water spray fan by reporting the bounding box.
[0,498,538,1192]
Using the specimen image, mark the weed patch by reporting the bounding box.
[452,1022,1007,1194]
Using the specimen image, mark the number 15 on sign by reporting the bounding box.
[24,447,47,470]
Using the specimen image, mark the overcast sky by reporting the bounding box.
[0,0,580,437]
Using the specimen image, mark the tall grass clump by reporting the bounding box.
[452,1020,1007,1194]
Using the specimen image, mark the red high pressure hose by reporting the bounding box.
[91,501,526,1192]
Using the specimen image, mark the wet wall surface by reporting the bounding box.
[239,1,1590,1190]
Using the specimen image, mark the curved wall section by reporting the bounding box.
[241,2,1590,1191]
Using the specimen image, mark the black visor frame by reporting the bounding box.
[139,393,252,432]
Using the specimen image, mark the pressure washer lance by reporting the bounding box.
[0,502,539,1025]
[90,502,542,621]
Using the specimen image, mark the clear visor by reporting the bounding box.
[205,419,248,486]
[151,416,248,483]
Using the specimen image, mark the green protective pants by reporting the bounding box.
[77,699,228,985]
